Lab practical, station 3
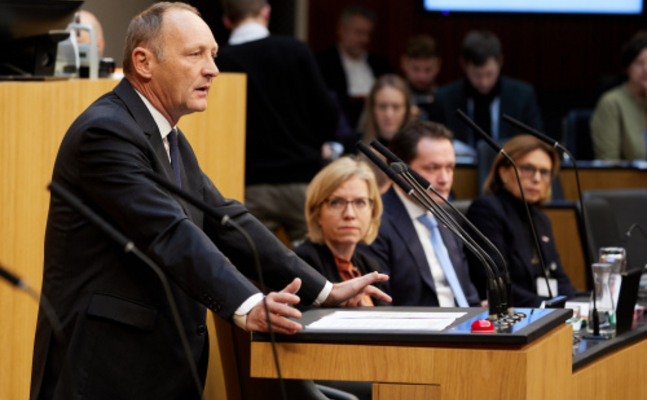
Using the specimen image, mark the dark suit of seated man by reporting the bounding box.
[431,30,542,147]
[362,120,481,307]
[30,4,389,400]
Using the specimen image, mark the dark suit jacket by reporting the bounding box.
[294,239,388,306]
[217,36,338,185]
[31,79,327,400]
[316,46,392,128]
[362,188,480,307]
[432,76,542,145]
[465,191,576,307]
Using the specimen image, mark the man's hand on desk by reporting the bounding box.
[322,272,392,307]
[246,278,303,335]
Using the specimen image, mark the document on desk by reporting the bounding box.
[305,311,466,331]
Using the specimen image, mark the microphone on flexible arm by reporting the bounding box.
[356,141,505,323]
[622,223,647,245]
[0,264,65,345]
[456,109,556,312]
[143,170,289,400]
[48,182,206,400]
[500,114,604,336]
[370,140,521,321]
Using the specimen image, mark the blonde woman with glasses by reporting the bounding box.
[295,157,388,306]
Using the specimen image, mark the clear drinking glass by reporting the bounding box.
[599,247,626,308]
[588,263,616,338]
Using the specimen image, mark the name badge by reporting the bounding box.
[536,277,558,298]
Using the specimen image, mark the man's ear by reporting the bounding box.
[497,55,504,69]
[222,15,232,30]
[260,4,271,22]
[131,47,154,79]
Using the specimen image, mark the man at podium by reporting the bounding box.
[30,3,390,400]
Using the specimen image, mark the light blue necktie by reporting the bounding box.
[417,214,469,307]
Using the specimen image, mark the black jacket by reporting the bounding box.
[295,239,388,306]
[31,79,328,400]
[465,191,576,307]
[217,36,338,185]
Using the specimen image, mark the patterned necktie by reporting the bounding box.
[169,128,181,188]
[417,214,469,307]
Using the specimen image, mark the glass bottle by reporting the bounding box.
[588,263,616,338]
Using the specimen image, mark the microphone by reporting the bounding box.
[0,263,65,345]
[357,141,505,322]
[370,140,518,318]
[143,171,289,400]
[622,223,647,245]
[48,182,206,399]
[456,109,556,305]
[500,114,603,335]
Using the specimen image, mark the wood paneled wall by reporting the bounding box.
[0,74,246,400]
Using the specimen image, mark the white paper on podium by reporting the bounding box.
[305,311,466,331]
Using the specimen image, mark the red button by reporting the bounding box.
[471,319,495,333]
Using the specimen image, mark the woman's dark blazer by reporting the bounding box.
[295,239,389,306]
[465,191,576,307]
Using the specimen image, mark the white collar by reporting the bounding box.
[394,187,430,221]
[134,89,175,140]
[339,46,367,64]
[228,22,270,45]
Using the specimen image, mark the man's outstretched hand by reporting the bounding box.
[246,278,303,334]
[322,272,392,307]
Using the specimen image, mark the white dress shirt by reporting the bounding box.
[394,189,456,307]
[339,48,375,97]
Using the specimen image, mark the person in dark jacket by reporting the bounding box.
[296,157,387,303]
[466,135,576,307]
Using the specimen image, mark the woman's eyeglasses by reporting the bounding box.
[323,197,374,214]
[518,164,551,182]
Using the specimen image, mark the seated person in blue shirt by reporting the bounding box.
[466,135,576,307]
[363,120,481,307]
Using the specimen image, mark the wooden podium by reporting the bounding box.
[250,308,574,400]
[0,76,246,400]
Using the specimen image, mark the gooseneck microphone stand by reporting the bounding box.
[356,142,505,323]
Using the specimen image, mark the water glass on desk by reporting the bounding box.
[599,247,626,307]
[588,263,616,338]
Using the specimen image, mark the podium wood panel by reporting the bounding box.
[573,337,647,400]
[0,75,246,400]
[251,325,573,400]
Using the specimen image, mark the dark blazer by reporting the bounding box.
[31,79,327,400]
[217,36,338,185]
[295,239,388,305]
[432,76,542,145]
[362,188,480,307]
[465,191,576,307]
[316,46,392,128]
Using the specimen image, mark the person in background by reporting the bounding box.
[401,34,442,120]
[432,30,542,147]
[591,31,647,160]
[355,74,416,192]
[466,135,576,307]
[295,156,385,400]
[364,120,481,307]
[77,10,105,58]
[316,4,392,130]
[217,0,338,246]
